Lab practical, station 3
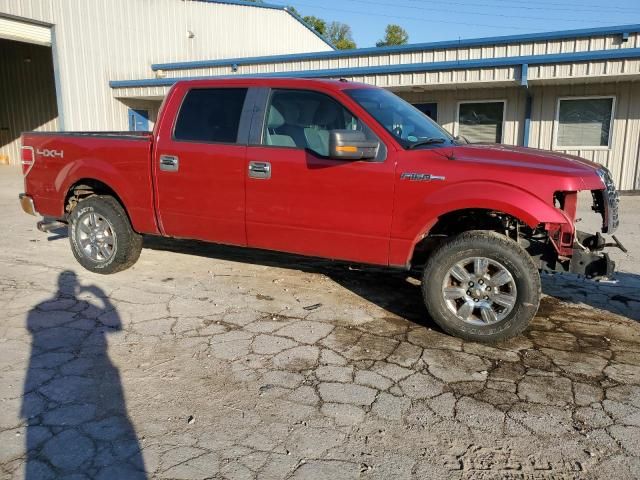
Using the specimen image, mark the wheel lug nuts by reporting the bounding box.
[479,279,484,285]
[474,298,479,302]
[484,296,489,300]
[468,281,474,287]
[466,290,471,295]
[486,287,491,291]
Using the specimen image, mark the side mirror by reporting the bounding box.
[329,130,379,160]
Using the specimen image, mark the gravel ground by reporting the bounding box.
[0,166,639,479]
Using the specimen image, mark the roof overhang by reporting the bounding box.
[111,47,640,90]
[150,23,640,72]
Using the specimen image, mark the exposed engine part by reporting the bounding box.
[577,231,628,253]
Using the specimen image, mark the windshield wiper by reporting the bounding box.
[407,137,447,149]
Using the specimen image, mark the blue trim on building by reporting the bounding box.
[192,0,334,49]
[151,23,640,72]
[195,0,284,10]
[112,47,640,89]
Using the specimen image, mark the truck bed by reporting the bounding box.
[21,130,159,235]
[25,130,152,140]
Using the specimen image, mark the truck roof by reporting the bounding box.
[171,77,372,91]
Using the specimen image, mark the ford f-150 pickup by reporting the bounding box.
[19,78,623,342]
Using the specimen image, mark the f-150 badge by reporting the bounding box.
[400,173,445,181]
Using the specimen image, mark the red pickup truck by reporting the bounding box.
[19,78,622,342]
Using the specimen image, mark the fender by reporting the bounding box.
[390,180,573,267]
[57,156,159,234]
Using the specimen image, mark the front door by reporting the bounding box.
[245,88,395,265]
[153,87,249,245]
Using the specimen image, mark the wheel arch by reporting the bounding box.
[407,207,528,268]
[395,182,572,269]
[61,174,158,234]
[64,178,129,220]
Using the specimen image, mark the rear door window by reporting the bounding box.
[174,88,248,143]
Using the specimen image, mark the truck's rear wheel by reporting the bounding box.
[68,195,142,274]
[422,230,540,343]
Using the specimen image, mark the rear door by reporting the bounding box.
[153,87,251,245]
[245,88,396,265]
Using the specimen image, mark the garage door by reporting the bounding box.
[0,16,51,46]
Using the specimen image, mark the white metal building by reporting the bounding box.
[0,0,333,165]
[2,0,639,191]
[112,23,640,191]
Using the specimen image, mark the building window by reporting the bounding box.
[174,88,247,143]
[413,103,438,122]
[556,97,614,148]
[458,101,505,143]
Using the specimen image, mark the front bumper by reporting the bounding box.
[568,249,615,278]
[537,229,624,280]
[19,193,37,216]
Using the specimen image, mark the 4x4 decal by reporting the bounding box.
[36,148,64,159]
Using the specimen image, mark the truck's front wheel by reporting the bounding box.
[68,195,142,274]
[422,231,540,343]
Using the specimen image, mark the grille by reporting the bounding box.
[595,168,620,234]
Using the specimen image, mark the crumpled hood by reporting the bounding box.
[450,144,601,176]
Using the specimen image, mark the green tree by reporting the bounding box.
[327,21,356,49]
[303,15,327,36]
[286,7,326,37]
[376,24,409,47]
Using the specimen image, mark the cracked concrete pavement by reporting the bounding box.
[1,166,639,479]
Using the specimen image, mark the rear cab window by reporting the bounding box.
[174,88,248,143]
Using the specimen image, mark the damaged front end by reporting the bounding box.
[532,168,625,279]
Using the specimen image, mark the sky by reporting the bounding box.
[283,0,640,48]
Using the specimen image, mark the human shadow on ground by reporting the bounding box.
[21,270,146,479]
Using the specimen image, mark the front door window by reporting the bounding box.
[262,89,381,159]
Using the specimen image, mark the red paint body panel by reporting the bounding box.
[20,133,158,234]
[246,146,395,264]
[20,78,608,268]
[152,83,247,245]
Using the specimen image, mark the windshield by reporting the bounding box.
[345,88,455,149]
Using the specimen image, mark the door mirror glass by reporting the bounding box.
[329,130,379,160]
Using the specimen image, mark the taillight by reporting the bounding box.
[21,146,35,176]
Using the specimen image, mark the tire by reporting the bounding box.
[68,195,142,274]
[422,230,540,343]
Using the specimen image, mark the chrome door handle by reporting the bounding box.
[248,161,271,179]
[159,155,179,172]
